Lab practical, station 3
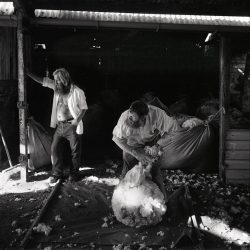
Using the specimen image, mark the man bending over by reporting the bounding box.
[112,100,180,201]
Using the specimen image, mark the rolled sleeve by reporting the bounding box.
[77,89,88,110]
[112,111,128,139]
[113,124,124,139]
[42,77,55,90]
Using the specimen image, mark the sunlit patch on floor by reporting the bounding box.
[198,215,250,246]
[0,178,50,195]
[82,176,119,186]
[79,166,94,171]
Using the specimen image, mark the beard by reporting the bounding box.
[55,83,71,95]
[126,117,145,129]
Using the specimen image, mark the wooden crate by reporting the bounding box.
[224,129,250,184]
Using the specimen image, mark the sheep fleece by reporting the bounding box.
[112,163,167,227]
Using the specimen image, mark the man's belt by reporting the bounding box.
[58,118,74,124]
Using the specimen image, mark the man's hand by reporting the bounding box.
[69,119,79,127]
[132,149,154,165]
[145,144,161,157]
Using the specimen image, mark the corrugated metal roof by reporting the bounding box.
[22,0,250,17]
[0,2,14,15]
[34,9,250,27]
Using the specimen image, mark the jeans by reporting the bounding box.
[121,151,167,201]
[51,122,81,177]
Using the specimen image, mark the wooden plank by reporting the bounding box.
[0,27,17,79]
[219,35,230,182]
[20,180,62,247]
[225,140,250,150]
[225,150,250,160]
[17,10,28,180]
[32,18,250,33]
[226,178,250,184]
[242,52,250,113]
[225,160,250,170]
[226,129,250,141]
[0,15,17,27]
[225,169,250,179]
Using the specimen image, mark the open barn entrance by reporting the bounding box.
[28,27,220,162]
[1,2,250,247]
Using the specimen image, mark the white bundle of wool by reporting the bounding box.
[112,163,167,227]
[182,117,204,129]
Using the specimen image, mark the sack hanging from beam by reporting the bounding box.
[27,118,52,170]
[158,122,219,173]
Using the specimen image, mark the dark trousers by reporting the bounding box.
[122,151,167,201]
[51,122,81,177]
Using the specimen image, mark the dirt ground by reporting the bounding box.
[0,161,249,250]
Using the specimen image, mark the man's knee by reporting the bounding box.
[51,134,62,156]
[70,135,81,153]
[151,163,161,179]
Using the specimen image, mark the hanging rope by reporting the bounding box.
[205,106,225,126]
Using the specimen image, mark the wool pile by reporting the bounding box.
[112,163,166,227]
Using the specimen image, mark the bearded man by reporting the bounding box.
[112,100,180,201]
[27,68,88,184]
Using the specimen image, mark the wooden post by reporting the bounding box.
[219,35,230,181]
[17,10,28,180]
[242,52,250,114]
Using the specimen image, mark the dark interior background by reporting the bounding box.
[27,27,221,162]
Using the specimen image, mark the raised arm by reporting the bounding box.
[26,71,44,85]
[26,70,55,89]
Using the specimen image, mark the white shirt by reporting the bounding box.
[113,105,179,147]
[42,77,88,135]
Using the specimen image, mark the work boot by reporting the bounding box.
[49,176,61,186]
[68,173,79,183]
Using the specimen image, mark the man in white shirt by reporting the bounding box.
[27,68,88,184]
[112,100,180,201]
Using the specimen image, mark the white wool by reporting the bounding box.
[182,117,204,129]
[33,223,52,236]
[112,163,166,227]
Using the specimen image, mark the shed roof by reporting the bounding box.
[1,1,250,32]
[24,0,250,16]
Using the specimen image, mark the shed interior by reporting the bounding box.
[25,27,250,161]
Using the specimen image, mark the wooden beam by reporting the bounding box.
[17,10,28,178]
[219,35,231,182]
[20,180,62,247]
[13,0,27,17]
[0,15,17,27]
[242,52,250,113]
[24,0,250,17]
[31,18,250,33]
[2,15,250,32]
